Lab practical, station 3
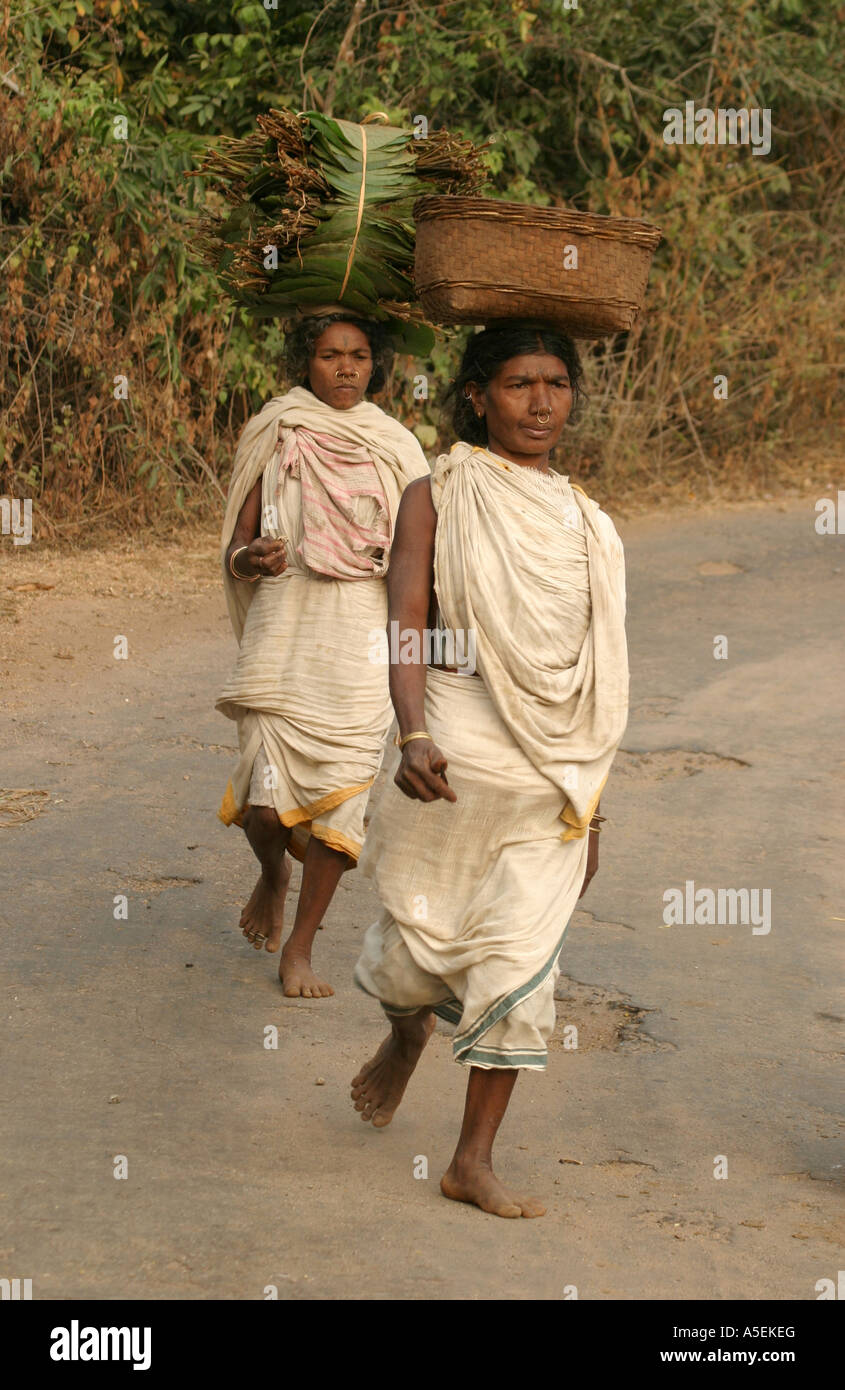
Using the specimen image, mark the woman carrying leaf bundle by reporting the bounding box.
[216,312,429,998]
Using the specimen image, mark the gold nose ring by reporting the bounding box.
[536,411,550,424]
[336,369,359,380]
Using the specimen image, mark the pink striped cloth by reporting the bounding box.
[278,426,391,580]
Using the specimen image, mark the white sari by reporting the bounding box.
[216,387,429,862]
[355,443,628,1066]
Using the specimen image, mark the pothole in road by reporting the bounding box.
[614,748,749,779]
[551,975,673,1053]
[632,695,679,719]
[696,560,744,575]
[641,1208,733,1241]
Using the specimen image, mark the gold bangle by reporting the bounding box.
[589,823,601,834]
[397,730,433,750]
[230,545,260,582]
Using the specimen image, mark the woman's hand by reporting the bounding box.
[394,739,457,804]
[235,537,287,579]
[578,826,599,898]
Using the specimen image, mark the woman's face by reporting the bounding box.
[307,322,373,409]
[467,351,573,466]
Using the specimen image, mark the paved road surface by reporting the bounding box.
[1,500,841,1299]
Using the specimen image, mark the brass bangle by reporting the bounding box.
[396,730,433,750]
[230,545,260,582]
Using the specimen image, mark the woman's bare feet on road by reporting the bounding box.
[350,1012,435,1126]
[279,948,334,999]
[440,1160,546,1218]
[240,860,291,952]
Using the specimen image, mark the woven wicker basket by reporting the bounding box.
[414,196,663,338]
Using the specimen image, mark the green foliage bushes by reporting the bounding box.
[1,0,841,533]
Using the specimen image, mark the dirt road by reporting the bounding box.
[1,500,841,1300]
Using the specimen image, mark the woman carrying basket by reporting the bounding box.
[351,322,629,1216]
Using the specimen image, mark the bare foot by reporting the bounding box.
[279,948,334,999]
[239,859,291,953]
[350,1014,435,1127]
[440,1159,546,1218]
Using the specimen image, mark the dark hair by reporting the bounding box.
[283,313,394,395]
[443,322,584,446]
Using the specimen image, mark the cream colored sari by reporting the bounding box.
[355,443,628,1066]
[216,387,429,862]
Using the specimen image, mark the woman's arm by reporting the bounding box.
[388,478,456,804]
[226,478,287,580]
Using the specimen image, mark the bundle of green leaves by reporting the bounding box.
[196,109,488,355]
